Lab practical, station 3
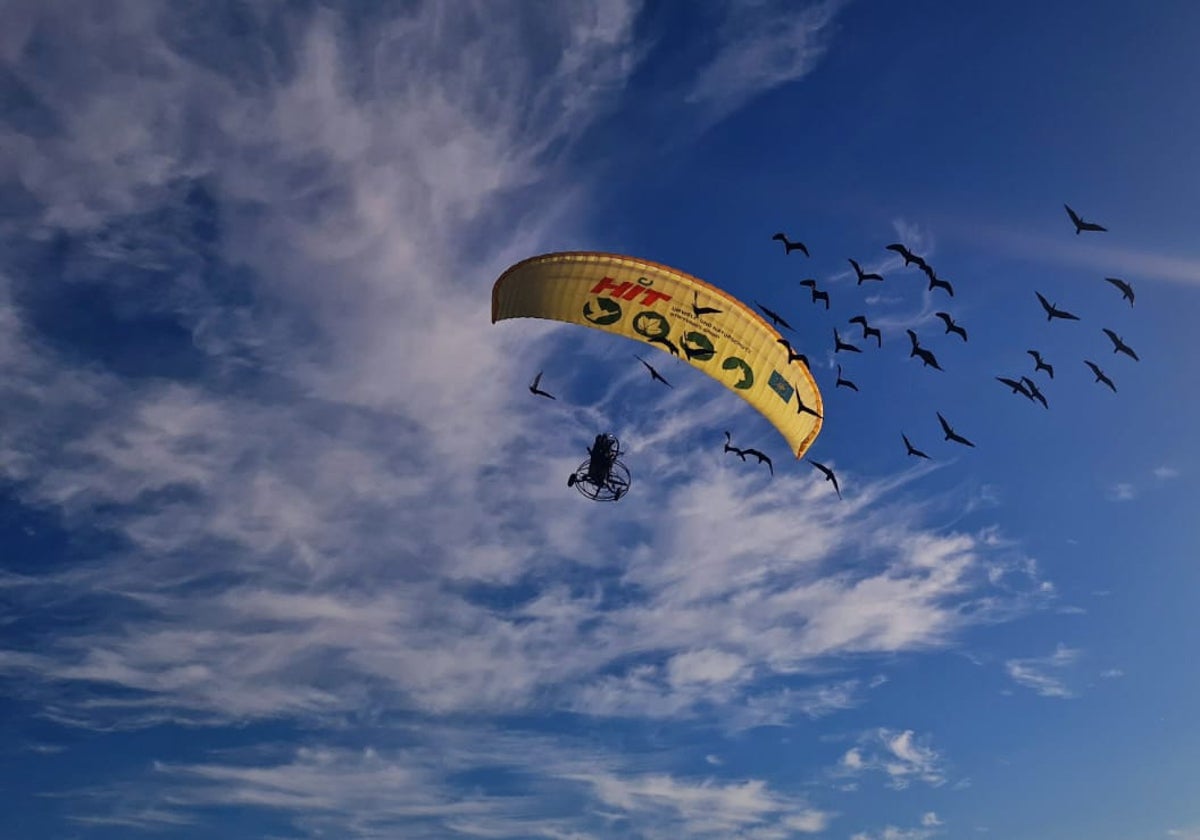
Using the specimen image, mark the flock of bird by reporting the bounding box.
[529,204,1139,501]
[738,203,1139,498]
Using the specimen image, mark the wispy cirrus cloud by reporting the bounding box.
[836,729,947,790]
[1005,644,1080,698]
[685,0,844,124]
[64,728,832,839]
[851,823,939,840]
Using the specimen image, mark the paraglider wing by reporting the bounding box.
[491,251,823,458]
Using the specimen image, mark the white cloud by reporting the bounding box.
[685,0,842,122]
[1100,668,1124,679]
[1169,827,1200,840]
[835,729,947,790]
[1154,466,1181,481]
[1107,483,1137,502]
[572,770,833,836]
[1005,644,1080,698]
[921,811,943,827]
[852,825,938,840]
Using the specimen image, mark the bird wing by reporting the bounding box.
[531,372,543,389]
[1064,204,1082,226]
[937,413,952,435]
[849,258,862,274]
[1035,291,1053,312]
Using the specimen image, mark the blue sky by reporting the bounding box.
[2,1,1199,838]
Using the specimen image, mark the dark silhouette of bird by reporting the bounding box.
[1027,350,1054,378]
[723,431,742,457]
[777,338,809,368]
[756,301,794,332]
[886,243,926,268]
[996,376,1034,399]
[1102,328,1140,361]
[807,459,842,499]
[935,312,967,341]
[1021,376,1049,409]
[1035,291,1081,322]
[741,447,774,475]
[835,364,859,392]
[906,329,943,370]
[692,290,722,318]
[798,278,830,309]
[1065,203,1107,234]
[772,232,809,257]
[795,390,822,419]
[648,333,680,356]
[848,315,882,347]
[834,328,862,354]
[902,433,930,459]
[1085,360,1117,392]
[528,372,556,400]
[923,266,954,297]
[683,339,715,361]
[1103,277,1135,307]
[937,412,975,448]
[635,355,672,387]
[849,258,883,284]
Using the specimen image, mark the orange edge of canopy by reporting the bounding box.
[491,251,823,459]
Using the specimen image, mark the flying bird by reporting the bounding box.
[691,290,722,318]
[723,431,742,457]
[635,355,672,387]
[807,459,842,499]
[1065,203,1107,234]
[935,311,968,341]
[1021,376,1049,409]
[1027,350,1054,378]
[848,315,882,347]
[886,243,926,268]
[795,390,823,419]
[1085,360,1117,392]
[777,338,809,368]
[849,258,883,284]
[799,278,830,309]
[772,232,809,257]
[996,376,1034,399]
[835,364,859,392]
[1103,277,1135,307]
[1036,291,1081,322]
[740,447,774,475]
[937,411,976,448]
[906,329,943,370]
[924,268,955,297]
[756,301,795,332]
[528,372,556,400]
[902,433,930,460]
[648,333,679,356]
[834,328,862,354]
[1102,328,1140,361]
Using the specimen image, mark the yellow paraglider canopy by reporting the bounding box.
[492,251,823,458]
